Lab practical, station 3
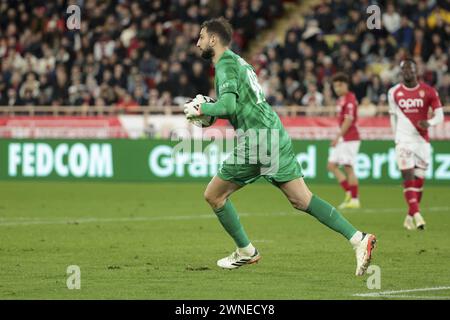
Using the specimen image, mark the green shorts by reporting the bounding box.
[217,149,303,187]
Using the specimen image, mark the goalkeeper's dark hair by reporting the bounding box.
[201,17,233,46]
[331,72,350,84]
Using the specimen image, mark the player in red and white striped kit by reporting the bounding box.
[388,59,444,230]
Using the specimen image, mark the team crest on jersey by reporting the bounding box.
[419,90,425,98]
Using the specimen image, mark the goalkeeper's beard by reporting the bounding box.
[201,46,214,60]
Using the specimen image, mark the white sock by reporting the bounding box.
[238,243,255,256]
[349,231,364,249]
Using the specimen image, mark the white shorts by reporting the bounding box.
[328,140,361,166]
[395,142,431,170]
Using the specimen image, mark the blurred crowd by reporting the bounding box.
[0,0,449,116]
[0,0,283,111]
[253,0,450,115]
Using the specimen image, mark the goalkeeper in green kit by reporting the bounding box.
[183,17,376,276]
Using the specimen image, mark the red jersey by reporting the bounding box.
[337,92,360,141]
[388,82,442,143]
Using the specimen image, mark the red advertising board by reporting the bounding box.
[0,115,449,140]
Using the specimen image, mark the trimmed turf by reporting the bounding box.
[0,181,449,299]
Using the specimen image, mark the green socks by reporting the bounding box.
[214,199,250,248]
[305,195,357,240]
[213,195,356,247]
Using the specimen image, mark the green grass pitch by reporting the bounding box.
[0,181,449,299]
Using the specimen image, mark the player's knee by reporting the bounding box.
[286,181,313,211]
[203,189,214,205]
[414,168,426,179]
[290,200,302,210]
[343,165,354,174]
[289,195,311,211]
[204,189,225,209]
[401,169,415,181]
[327,162,337,172]
[290,199,308,211]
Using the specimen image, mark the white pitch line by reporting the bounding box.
[0,212,288,227]
[0,214,221,226]
[362,295,450,300]
[353,286,450,298]
[355,206,450,213]
[0,206,448,227]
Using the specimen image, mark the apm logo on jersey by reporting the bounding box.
[397,98,423,111]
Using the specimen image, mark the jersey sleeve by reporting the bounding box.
[428,87,442,110]
[200,92,236,117]
[343,101,355,119]
[216,61,239,99]
[387,87,397,114]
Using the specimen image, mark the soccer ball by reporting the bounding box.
[188,95,217,128]
[191,115,217,128]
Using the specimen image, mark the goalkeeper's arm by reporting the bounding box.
[200,93,237,117]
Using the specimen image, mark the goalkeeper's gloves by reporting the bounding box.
[183,94,207,119]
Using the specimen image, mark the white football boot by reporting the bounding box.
[354,233,377,276]
[413,212,426,230]
[338,192,352,209]
[346,198,361,209]
[403,215,416,230]
[217,248,261,269]
[340,198,361,209]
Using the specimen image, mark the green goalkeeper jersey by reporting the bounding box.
[201,49,302,183]
[201,49,291,148]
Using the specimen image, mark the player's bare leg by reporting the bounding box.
[277,178,376,276]
[204,176,260,269]
[204,175,242,210]
[343,165,360,209]
[327,162,351,208]
[401,168,425,230]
